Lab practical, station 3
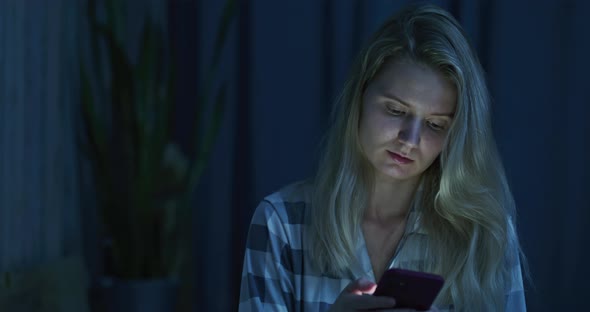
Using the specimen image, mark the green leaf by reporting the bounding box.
[187,82,227,195]
[191,0,237,157]
[96,23,138,202]
[135,18,166,201]
[105,0,125,40]
[86,0,100,80]
[211,0,237,68]
[80,66,109,190]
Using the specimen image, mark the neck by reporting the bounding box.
[365,174,421,222]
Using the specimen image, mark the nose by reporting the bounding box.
[398,116,421,148]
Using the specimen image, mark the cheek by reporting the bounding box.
[360,110,395,144]
[358,115,376,154]
[421,131,446,158]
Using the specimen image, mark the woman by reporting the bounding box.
[239,4,527,311]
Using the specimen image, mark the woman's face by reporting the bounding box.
[359,59,456,184]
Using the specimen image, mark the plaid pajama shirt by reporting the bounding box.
[239,181,527,311]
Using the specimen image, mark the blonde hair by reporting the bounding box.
[309,4,525,310]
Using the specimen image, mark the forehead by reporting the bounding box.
[369,59,457,114]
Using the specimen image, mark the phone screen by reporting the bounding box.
[373,268,445,311]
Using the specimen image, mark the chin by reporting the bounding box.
[382,167,419,182]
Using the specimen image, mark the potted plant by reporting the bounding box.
[79,0,236,310]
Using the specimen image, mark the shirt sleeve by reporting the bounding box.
[504,254,527,312]
[239,200,295,312]
[504,219,527,312]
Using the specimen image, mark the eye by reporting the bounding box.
[426,120,446,131]
[386,106,406,116]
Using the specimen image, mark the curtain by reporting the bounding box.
[0,0,81,274]
[0,1,91,311]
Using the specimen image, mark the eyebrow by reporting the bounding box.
[383,92,455,118]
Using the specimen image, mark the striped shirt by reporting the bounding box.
[239,181,526,311]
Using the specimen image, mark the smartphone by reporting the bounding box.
[373,268,445,311]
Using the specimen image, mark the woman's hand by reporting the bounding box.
[328,277,395,311]
[328,277,439,312]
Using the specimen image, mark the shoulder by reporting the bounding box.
[253,180,312,227]
[246,180,312,254]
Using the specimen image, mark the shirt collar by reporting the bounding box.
[405,206,429,235]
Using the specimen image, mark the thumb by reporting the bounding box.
[346,277,377,295]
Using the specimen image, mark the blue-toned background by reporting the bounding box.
[0,0,588,311]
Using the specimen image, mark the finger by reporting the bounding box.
[344,277,377,295]
[344,294,396,310]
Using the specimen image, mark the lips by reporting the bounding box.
[387,151,414,164]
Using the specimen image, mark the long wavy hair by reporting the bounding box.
[308,4,525,310]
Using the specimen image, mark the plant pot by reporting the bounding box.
[93,277,179,312]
